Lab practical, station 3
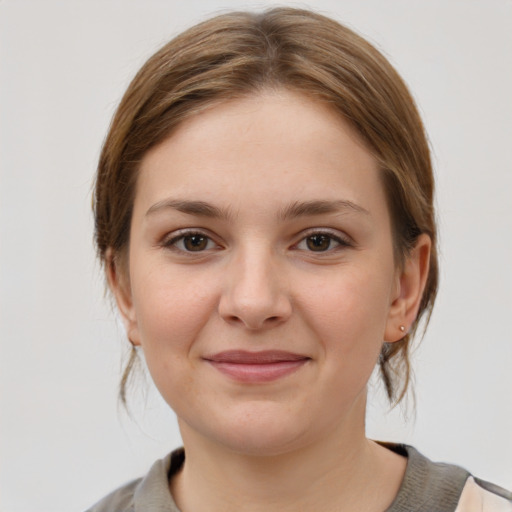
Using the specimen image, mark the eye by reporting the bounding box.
[295,231,351,253]
[164,231,219,252]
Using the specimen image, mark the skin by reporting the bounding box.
[110,89,431,512]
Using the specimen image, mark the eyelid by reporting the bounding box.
[292,228,353,251]
[158,227,353,254]
[160,228,222,252]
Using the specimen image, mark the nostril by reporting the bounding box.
[223,313,283,330]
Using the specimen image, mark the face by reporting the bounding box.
[114,90,416,456]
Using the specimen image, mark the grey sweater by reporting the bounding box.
[86,444,512,511]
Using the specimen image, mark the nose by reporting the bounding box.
[218,248,292,330]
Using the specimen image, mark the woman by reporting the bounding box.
[88,8,511,511]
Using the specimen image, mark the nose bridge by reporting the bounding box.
[219,242,291,329]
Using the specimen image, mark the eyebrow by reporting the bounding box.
[279,199,370,220]
[145,198,370,220]
[146,199,231,219]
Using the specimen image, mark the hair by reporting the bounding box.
[94,7,438,406]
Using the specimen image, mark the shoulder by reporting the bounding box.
[85,477,140,512]
[84,449,184,512]
[384,444,512,512]
[456,477,512,512]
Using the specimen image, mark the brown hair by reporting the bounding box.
[94,7,438,406]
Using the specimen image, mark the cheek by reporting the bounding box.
[299,264,393,358]
[129,267,221,406]
[131,265,219,356]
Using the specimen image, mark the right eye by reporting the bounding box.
[164,232,218,252]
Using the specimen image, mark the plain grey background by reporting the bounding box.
[1,1,511,511]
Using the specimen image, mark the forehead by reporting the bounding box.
[134,90,386,220]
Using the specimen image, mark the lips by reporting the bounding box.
[203,350,310,383]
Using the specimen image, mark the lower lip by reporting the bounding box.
[207,360,309,383]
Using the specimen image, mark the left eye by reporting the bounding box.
[167,233,217,252]
[295,233,347,252]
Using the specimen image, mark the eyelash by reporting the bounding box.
[161,228,352,254]
[162,230,221,253]
[293,230,352,253]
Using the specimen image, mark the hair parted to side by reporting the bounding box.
[94,7,438,407]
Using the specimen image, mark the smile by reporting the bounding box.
[203,350,311,383]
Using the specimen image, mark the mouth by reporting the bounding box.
[203,350,311,383]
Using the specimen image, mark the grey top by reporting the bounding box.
[86,444,512,512]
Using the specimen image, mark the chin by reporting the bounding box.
[218,425,309,458]
[182,401,315,458]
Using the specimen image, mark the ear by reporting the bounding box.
[384,234,431,342]
[105,249,141,346]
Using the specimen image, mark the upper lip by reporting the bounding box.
[203,350,310,364]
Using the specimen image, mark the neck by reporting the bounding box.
[171,409,406,512]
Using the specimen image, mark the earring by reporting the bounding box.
[399,325,406,333]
